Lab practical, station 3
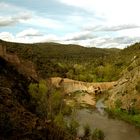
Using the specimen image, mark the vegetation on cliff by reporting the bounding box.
[105,56,140,127]
[0,55,74,140]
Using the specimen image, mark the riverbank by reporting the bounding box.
[106,108,140,128]
[76,108,140,140]
[66,97,140,140]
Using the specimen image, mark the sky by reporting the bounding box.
[0,0,140,48]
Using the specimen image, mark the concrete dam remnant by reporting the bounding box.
[49,77,116,94]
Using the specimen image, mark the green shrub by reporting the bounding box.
[106,108,140,127]
[62,105,72,116]
[67,119,79,136]
[49,89,64,118]
[54,113,66,129]
[83,124,91,140]
[131,114,140,126]
[28,80,48,117]
[29,80,66,117]
[92,128,104,140]
[115,99,122,108]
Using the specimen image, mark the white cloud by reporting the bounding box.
[87,36,140,48]
[58,0,140,25]
[14,34,60,44]
[0,13,32,26]
[0,1,140,48]
[22,16,63,29]
[0,29,140,48]
[118,28,140,37]
[0,2,33,26]
[16,28,42,38]
[84,24,140,32]
[63,31,94,41]
[0,16,17,26]
[0,2,24,12]
[0,29,61,44]
[0,32,14,41]
[57,0,140,47]
[0,2,33,17]
[0,2,62,29]
[40,34,61,42]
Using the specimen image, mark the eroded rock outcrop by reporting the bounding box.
[0,44,38,80]
[105,58,140,110]
[0,44,6,57]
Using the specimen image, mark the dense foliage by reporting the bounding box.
[28,80,81,137]
[1,40,140,82]
[3,41,121,82]
[1,40,139,82]
[106,108,140,127]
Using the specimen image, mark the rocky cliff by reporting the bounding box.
[0,45,73,140]
[0,44,38,80]
[106,57,140,111]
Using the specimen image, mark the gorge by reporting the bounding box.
[0,40,140,140]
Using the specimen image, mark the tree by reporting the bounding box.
[49,89,64,119]
[54,113,66,129]
[28,80,48,117]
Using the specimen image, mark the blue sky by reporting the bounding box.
[0,0,140,48]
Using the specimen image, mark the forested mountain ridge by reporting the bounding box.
[1,41,140,82]
[0,40,122,82]
[114,42,140,67]
[1,40,140,83]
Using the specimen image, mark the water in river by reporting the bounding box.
[75,99,140,140]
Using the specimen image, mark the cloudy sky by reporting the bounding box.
[0,0,140,48]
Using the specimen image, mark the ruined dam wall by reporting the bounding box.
[49,77,116,94]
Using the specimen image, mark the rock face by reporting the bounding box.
[0,44,38,80]
[0,44,6,57]
[49,77,116,94]
[106,58,140,110]
[0,54,73,140]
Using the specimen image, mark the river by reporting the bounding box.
[75,99,140,140]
